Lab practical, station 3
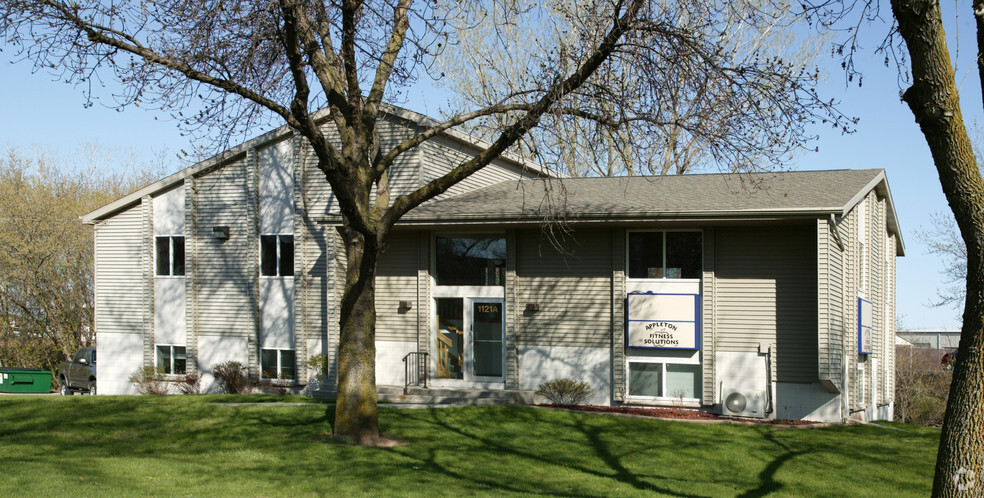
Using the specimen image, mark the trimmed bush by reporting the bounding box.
[129,366,170,396]
[536,378,594,406]
[212,361,249,394]
[177,373,202,395]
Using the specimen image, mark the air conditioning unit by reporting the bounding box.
[722,389,766,418]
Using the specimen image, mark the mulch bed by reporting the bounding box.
[539,404,821,426]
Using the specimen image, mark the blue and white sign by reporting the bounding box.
[858,297,873,354]
[627,292,700,350]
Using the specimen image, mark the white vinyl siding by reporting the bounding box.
[194,157,256,342]
[94,205,146,337]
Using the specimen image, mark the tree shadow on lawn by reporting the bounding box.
[381,406,730,497]
[736,428,807,498]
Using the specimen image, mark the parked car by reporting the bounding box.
[57,348,96,395]
[941,350,958,370]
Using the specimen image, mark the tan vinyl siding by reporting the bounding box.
[290,136,307,381]
[505,230,519,389]
[818,216,846,388]
[94,205,147,339]
[140,197,154,365]
[885,233,897,404]
[378,115,424,198]
[715,225,818,383]
[701,228,716,403]
[193,157,257,345]
[375,232,419,342]
[516,228,612,348]
[841,206,859,408]
[185,177,199,375]
[420,136,536,201]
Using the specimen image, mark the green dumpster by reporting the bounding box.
[0,368,53,394]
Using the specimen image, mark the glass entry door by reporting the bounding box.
[435,297,504,382]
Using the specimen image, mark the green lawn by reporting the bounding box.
[0,395,937,496]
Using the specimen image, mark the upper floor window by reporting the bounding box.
[155,236,185,276]
[628,231,701,279]
[436,235,506,286]
[261,234,294,277]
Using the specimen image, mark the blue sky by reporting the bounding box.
[1,10,978,331]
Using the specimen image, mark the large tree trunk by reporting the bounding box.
[333,224,382,444]
[892,0,984,494]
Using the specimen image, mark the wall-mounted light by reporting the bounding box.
[213,226,230,240]
[525,303,539,312]
[399,300,413,310]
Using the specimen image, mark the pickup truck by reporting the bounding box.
[57,348,97,395]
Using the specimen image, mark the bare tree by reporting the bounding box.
[886,0,984,493]
[916,211,966,310]
[0,0,849,444]
[438,0,837,176]
[0,147,154,373]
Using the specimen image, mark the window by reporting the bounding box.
[261,349,296,380]
[155,236,186,276]
[261,234,294,277]
[156,345,187,375]
[628,231,701,279]
[627,361,701,400]
[435,235,506,286]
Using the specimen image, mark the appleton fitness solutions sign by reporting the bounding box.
[627,292,700,350]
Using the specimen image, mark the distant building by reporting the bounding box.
[897,329,961,350]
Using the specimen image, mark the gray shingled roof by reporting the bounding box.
[400,169,903,253]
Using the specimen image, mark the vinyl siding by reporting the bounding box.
[375,232,419,342]
[505,230,519,389]
[184,177,199,374]
[193,156,257,351]
[94,205,147,339]
[714,224,818,383]
[516,228,612,348]
[420,136,537,201]
[611,229,626,402]
[840,206,859,408]
[701,228,716,403]
[818,216,845,389]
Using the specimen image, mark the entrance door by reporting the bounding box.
[434,297,504,383]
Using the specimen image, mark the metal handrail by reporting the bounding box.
[402,352,429,394]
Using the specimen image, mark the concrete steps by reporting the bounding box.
[376,385,535,406]
[310,384,536,406]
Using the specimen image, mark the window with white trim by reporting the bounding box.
[260,234,294,277]
[627,360,701,400]
[261,349,296,380]
[155,236,185,276]
[628,231,701,279]
[156,345,187,375]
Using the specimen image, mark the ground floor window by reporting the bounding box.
[156,345,187,375]
[627,361,701,400]
[261,349,296,380]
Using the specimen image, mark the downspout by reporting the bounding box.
[764,345,774,416]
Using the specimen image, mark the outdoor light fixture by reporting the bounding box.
[399,300,413,310]
[212,226,230,240]
[525,303,539,312]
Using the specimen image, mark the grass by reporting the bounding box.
[0,395,937,496]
